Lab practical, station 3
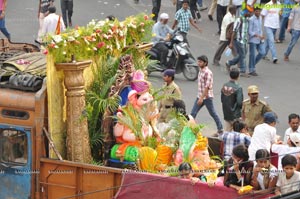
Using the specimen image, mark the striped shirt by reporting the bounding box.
[175,8,192,33]
[233,16,249,44]
[197,66,214,99]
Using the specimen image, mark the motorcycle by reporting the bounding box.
[146,30,199,81]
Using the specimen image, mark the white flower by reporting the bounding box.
[68,36,75,41]
[52,35,63,43]
[63,51,66,55]
[74,30,80,38]
[88,19,96,27]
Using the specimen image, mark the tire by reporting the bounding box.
[182,58,199,81]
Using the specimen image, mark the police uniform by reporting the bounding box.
[159,81,182,123]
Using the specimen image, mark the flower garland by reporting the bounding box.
[45,13,154,63]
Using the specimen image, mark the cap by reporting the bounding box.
[264,112,278,124]
[247,85,259,94]
[163,69,175,77]
[160,13,169,20]
[197,55,208,63]
[289,133,300,147]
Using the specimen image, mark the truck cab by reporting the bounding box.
[0,85,47,199]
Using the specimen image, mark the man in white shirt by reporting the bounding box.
[261,0,281,64]
[248,112,278,161]
[283,113,300,144]
[41,6,65,37]
[216,0,230,35]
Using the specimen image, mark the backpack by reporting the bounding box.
[225,22,235,41]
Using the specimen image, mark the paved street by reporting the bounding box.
[5,0,300,137]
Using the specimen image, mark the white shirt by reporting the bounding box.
[233,0,244,6]
[220,12,236,41]
[283,127,300,144]
[41,13,66,36]
[217,0,230,6]
[271,144,300,170]
[248,123,277,161]
[247,0,261,5]
[261,1,281,29]
[277,171,300,194]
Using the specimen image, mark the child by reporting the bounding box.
[251,149,278,193]
[224,144,253,191]
[178,162,200,185]
[271,133,300,170]
[275,154,300,195]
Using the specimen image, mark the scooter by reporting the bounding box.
[146,31,199,81]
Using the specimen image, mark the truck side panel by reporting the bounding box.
[39,158,122,199]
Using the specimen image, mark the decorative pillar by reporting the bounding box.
[55,60,92,163]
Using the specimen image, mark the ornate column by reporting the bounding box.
[55,60,92,163]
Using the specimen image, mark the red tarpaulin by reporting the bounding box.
[114,172,275,199]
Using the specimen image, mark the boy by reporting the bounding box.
[275,155,300,195]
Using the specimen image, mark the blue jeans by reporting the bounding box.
[191,97,223,131]
[248,42,265,73]
[264,27,277,60]
[228,40,247,73]
[197,0,202,7]
[284,29,300,57]
[278,16,289,41]
[0,11,10,40]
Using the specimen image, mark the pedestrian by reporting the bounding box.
[152,13,174,69]
[158,69,182,123]
[216,0,230,35]
[272,133,300,170]
[261,0,281,64]
[251,149,278,194]
[275,155,300,195]
[248,112,278,161]
[208,0,217,21]
[225,7,252,77]
[242,85,273,134]
[221,67,243,131]
[152,0,161,22]
[37,0,54,42]
[190,55,224,135]
[0,0,10,40]
[224,144,253,190]
[171,0,202,44]
[222,120,251,160]
[248,7,265,76]
[189,0,201,23]
[277,0,294,43]
[283,4,300,61]
[213,5,236,66]
[41,6,66,37]
[60,0,73,27]
[283,113,300,144]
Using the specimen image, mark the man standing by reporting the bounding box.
[0,0,10,40]
[41,6,66,37]
[158,69,182,123]
[37,0,54,42]
[213,5,236,66]
[242,85,273,134]
[278,0,294,43]
[216,0,230,35]
[221,67,243,131]
[248,7,265,76]
[226,8,252,77]
[283,114,300,144]
[191,55,223,134]
[60,0,73,27]
[261,0,281,64]
[152,0,161,22]
[152,13,174,69]
[284,4,300,61]
[172,0,202,43]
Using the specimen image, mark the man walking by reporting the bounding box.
[0,0,10,40]
[208,0,217,21]
[261,0,281,64]
[248,7,265,76]
[284,4,300,61]
[191,55,223,135]
[61,0,73,27]
[41,6,66,37]
[221,67,243,131]
[158,69,182,123]
[216,0,230,35]
[242,85,273,135]
[37,0,54,42]
[172,0,202,43]
[152,13,174,69]
[226,8,252,77]
[152,0,161,22]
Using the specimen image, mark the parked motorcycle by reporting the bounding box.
[146,30,199,81]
